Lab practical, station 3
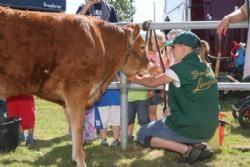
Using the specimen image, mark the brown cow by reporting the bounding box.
[0,6,149,167]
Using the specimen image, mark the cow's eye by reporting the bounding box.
[140,46,145,50]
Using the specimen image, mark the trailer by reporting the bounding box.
[0,0,66,12]
[188,0,249,79]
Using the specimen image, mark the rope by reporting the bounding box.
[142,21,167,114]
[215,39,222,78]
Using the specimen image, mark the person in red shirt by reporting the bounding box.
[7,95,36,145]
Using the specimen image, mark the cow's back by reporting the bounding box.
[0,7,128,105]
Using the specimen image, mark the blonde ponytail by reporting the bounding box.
[198,40,210,63]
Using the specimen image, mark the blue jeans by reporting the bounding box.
[137,118,202,146]
[128,100,150,126]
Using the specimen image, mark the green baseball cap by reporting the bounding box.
[165,31,201,48]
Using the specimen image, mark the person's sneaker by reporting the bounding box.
[84,140,93,145]
[179,146,201,164]
[128,135,134,143]
[26,138,35,145]
[19,132,25,143]
[110,140,121,147]
[195,144,214,161]
[26,134,35,145]
[101,139,109,146]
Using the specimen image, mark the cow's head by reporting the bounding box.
[121,24,149,76]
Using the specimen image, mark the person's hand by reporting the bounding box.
[217,16,230,39]
[127,74,139,82]
[148,62,162,76]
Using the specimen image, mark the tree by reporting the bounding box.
[107,0,135,22]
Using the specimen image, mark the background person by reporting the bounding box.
[83,107,96,144]
[76,0,119,147]
[76,0,118,22]
[164,29,184,67]
[127,89,150,142]
[217,1,247,39]
[129,31,219,163]
[147,32,166,121]
[0,99,7,119]
[216,1,250,79]
[7,95,36,145]
[94,74,121,147]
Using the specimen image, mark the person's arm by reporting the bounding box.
[217,2,248,39]
[77,0,97,15]
[128,73,173,88]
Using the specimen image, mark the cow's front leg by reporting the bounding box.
[65,96,86,167]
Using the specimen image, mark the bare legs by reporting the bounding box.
[149,105,157,121]
[100,125,120,146]
[150,137,188,154]
[128,123,134,137]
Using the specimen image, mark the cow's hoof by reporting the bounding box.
[72,159,87,167]
[72,160,77,166]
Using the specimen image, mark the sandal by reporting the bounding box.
[194,143,214,161]
[179,145,201,164]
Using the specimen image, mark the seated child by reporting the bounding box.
[83,107,96,144]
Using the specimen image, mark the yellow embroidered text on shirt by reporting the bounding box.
[191,69,213,80]
[192,78,216,93]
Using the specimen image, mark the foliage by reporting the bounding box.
[107,0,135,22]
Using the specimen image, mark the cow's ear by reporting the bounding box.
[134,24,140,37]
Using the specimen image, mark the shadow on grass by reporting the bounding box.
[34,144,73,167]
[85,143,216,167]
[31,134,71,148]
[230,126,250,137]
[0,136,218,167]
[0,144,73,167]
[0,135,73,167]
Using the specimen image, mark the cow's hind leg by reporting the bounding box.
[64,93,86,167]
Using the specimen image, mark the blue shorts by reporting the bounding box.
[128,100,150,126]
[148,94,163,105]
[137,119,202,146]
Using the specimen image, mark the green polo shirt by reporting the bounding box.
[165,52,219,140]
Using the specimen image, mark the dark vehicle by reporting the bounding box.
[0,0,66,12]
[190,0,247,74]
[232,96,250,128]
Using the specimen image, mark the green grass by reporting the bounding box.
[0,94,250,167]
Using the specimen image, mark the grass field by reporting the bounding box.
[0,93,250,167]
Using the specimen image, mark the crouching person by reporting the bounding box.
[128,31,219,164]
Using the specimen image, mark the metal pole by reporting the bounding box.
[153,1,156,22]
[130,0,133,22]
[109,82,250,91]
[149,21,248,30]
[115,21,248,30]
[120,73,128,149]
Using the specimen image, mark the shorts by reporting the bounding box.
[148,94,163,105]
[137,119,202,146]
[128,100,150,126]
[7,96,35,130]
[95,105,120,129]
